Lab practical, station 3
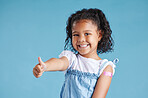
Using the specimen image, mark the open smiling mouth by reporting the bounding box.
[77,44,90,49]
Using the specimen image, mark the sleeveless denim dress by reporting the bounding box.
[60,58,119,98]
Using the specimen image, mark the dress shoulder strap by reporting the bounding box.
[97,60,108,76]
[69,61,75,70]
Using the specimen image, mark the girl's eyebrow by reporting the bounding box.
[72,31,78,33]
[72,30,92,33]
[84,30,92,32]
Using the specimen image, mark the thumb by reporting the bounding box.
[38,57,46,70]
[38,57,44,65]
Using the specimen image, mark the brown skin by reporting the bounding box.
[33,57,69,78]
[72,19,102,60]
[92,65,113,98]
[33,19,113,98]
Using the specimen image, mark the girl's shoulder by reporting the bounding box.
[59,50,77,63]
[99,58,119,75]
[59,50,77,73]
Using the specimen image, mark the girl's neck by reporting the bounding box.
[79,53,102,60]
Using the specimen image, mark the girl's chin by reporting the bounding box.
[78,51,90,56]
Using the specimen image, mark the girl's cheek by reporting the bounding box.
[72,37,77,43]
[72,40,75,46]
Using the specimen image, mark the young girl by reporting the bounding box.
[33,8,118,98]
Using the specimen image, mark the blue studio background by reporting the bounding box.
[0,0,148,98]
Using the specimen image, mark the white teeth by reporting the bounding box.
[79,45,88,47]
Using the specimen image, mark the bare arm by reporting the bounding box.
[44,57,69,71]
[92,65,113,98]
[33,56,69,78]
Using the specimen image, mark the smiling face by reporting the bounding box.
[72,19,102,59]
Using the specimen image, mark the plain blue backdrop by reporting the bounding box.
[0,0,148,98]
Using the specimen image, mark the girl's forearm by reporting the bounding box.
[44,57,68,72]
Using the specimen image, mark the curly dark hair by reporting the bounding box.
[64,8,114,54]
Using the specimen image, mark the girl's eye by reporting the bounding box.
[73,34,79,36]
[85,33,90,36]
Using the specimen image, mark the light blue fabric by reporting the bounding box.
[60,60,110,98]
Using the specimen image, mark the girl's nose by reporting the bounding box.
[78,35,85,42]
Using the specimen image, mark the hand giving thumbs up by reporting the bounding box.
[33,57,47,78]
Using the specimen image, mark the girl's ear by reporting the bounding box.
[98,30,102,41]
